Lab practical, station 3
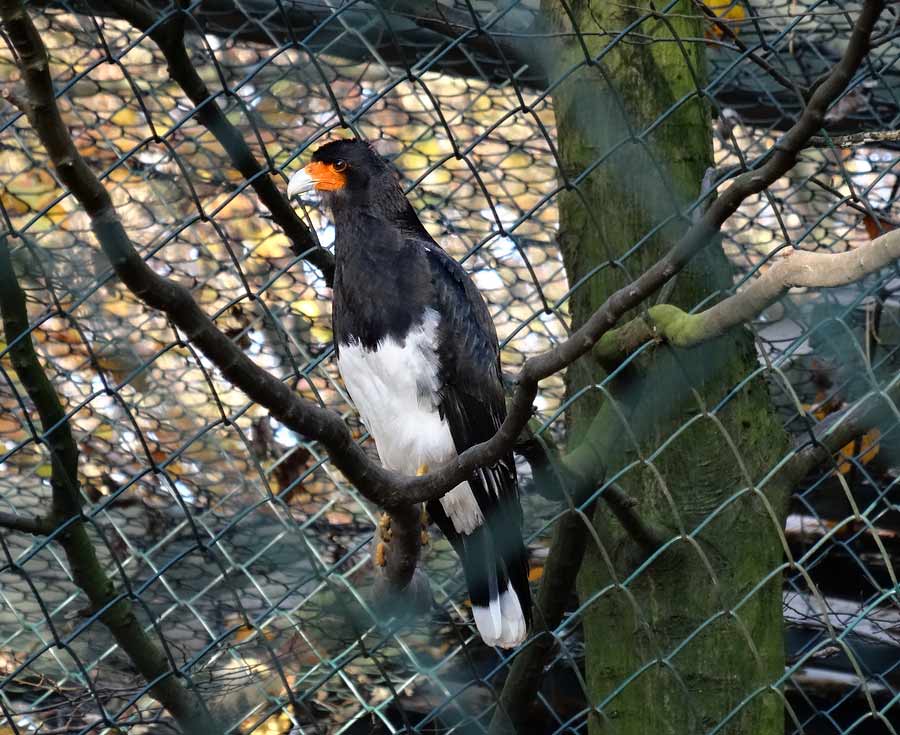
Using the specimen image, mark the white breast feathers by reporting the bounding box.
[338,307,484,535]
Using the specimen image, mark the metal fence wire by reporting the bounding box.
[1,1,899,733]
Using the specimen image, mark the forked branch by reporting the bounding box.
[1,0,887,513]
[0,232,215,733]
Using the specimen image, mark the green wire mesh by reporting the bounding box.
[1,1,899,733]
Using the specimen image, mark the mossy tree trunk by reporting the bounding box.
[542,2,791,733]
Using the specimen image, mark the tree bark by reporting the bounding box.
[544,2,791,733]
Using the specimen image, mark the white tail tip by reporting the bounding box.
[472,586,526,648]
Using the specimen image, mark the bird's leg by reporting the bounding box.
[376,464,430,566]
[415,464,430,545]
[419,503,430,546]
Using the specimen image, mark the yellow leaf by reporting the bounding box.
[0,189,30,215]
[293,299,320,318]
[234,623,276,643]
[837,428,880,475]
[310,326,332,344]
[704,0,746,37]
[103,299,133,317]
[111,107,140,127]
[94,423,115,442]
[254,234,289,259]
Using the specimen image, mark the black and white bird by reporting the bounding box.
[288,139,531,648]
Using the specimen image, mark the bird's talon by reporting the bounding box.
[377,512,393,541]
[374,541,387,567]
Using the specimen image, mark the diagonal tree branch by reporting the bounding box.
[101,0,334,284]
[810,129,900,147]
[594,227,900,367]
[693,0,806,99]
[0,232,216,733]
[1,0,888,513]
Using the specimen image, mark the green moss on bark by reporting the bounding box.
[541,1,790,732]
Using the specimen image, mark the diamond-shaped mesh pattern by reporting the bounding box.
[1,1,899,733]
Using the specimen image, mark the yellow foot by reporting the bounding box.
[378,512,392,541]
[416,463,429,476]
[374,540,387,567]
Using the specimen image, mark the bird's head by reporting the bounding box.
[287,139,403,214]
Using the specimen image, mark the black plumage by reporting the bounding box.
[290,139,531,647]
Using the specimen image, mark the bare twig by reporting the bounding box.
[0,10,217,732]
[102,0,334,284]
[809,176,900,227]
[809,129,900,147]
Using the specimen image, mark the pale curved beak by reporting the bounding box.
[287,167,315,198]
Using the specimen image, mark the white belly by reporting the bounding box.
[337,308,483,534]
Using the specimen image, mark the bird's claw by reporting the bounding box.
[374,512,392,568]
[378,511,392,541]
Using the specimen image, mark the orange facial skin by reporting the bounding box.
[305,161,347,191]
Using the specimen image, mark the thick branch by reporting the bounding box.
[0,15,216,734]
[371,504,431,614]
[595,227,900,366]
[0,248,79,519]
[2,0,886,512]
[0,510,53,535]
[101,0,333,283]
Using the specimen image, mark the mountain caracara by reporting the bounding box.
[288,139,531,648]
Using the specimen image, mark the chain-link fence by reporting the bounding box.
[1,1,899,733]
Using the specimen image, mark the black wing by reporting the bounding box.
[420,239,531,627]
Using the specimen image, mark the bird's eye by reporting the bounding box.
[333,160,348,172]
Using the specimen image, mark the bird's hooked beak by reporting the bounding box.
[287,161,347,198]
[287,167,315,198]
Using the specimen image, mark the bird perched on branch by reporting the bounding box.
[288,139,531,648]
